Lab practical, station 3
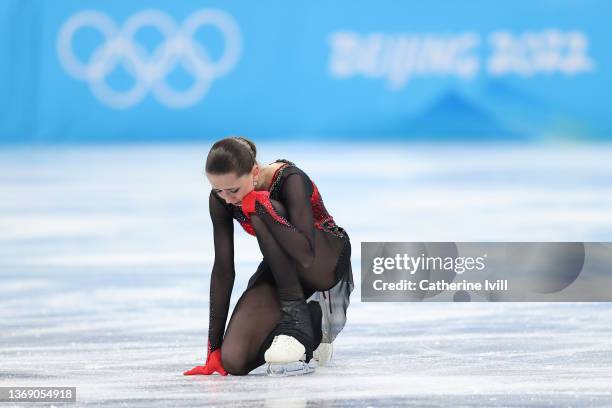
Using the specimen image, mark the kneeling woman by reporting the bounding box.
[184,136,354,376]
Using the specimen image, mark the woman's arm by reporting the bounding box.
[207,190,236,355]
[244,172,316,269]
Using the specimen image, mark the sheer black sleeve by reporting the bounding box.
[207,190,235,354]
[253,172,316,269]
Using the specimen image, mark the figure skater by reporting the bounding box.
[183,136,353,376]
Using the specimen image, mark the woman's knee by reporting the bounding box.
[221,347,250,376]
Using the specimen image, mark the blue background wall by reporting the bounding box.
[1,0,610,143]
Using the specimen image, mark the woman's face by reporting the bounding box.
[207,165,259,206]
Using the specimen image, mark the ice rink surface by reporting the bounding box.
[1,142,612,407]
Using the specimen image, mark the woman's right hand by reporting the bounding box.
[183,349,228,376]
[240,189,268,216]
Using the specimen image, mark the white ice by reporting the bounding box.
[1,142,612,407]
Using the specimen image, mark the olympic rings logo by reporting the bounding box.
[57,9,241,109]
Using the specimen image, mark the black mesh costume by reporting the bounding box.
[206,159,353,375]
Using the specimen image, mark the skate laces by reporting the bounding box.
[278,299,305,329]
[275,299,314,351]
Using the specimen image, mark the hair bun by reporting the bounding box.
[233,136,256,159]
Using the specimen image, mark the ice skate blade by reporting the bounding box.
[266,360,316,377]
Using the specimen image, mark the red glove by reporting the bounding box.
[241,190,290,227]
[183,348,228,376]
[241,189,270,216]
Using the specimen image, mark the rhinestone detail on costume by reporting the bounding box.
[232,159,346,240]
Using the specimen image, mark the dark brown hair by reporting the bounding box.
[205,136,257,176]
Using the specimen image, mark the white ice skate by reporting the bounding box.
[313,342,333,367]
[264,335,315,377]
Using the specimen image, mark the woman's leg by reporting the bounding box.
[221,269,280,375]
[248,199,345,363]
[250,207,304,301]
[221,263,324,375]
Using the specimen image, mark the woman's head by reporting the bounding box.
[205,136,260,205]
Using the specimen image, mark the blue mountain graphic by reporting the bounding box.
[402,90,526,140]
[475,78,597,140]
